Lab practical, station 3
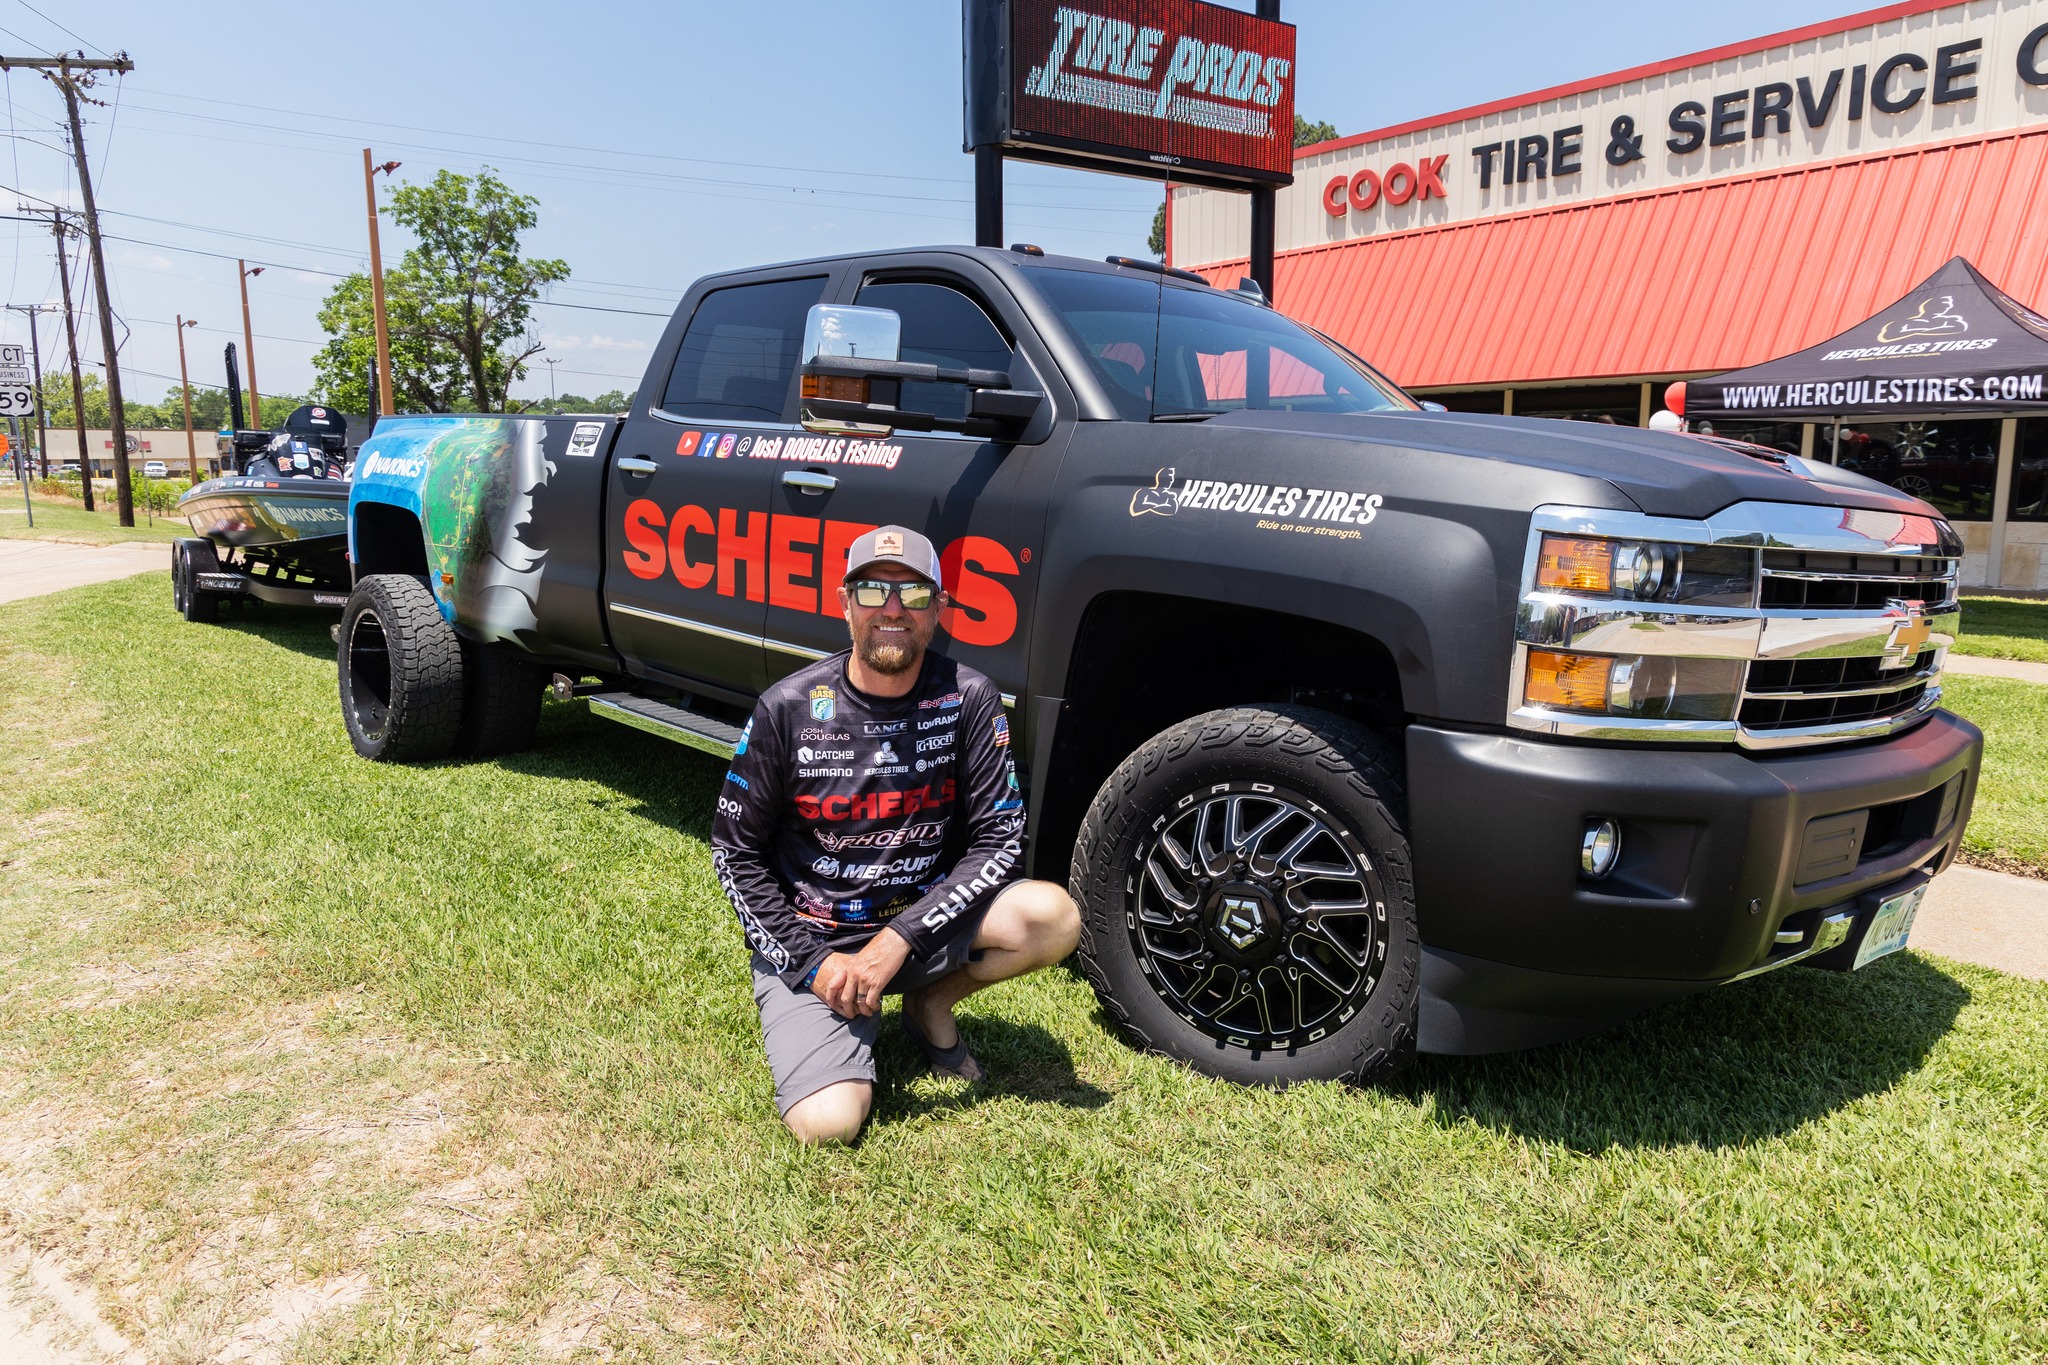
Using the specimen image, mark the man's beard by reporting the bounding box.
[855,617,930,675]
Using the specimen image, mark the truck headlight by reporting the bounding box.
[1536,536,1754,606]
[1524,649,1744,720]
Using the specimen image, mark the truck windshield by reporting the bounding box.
[1030,268,1416,422]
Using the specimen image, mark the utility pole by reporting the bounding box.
[1,51,140,524]
[47,211,94,510]
[175,315,198,480]
[545,356,558,405]
[237,260,264,429]
[363,150,400,417]
[1,303,55,477]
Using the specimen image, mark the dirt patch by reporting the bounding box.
[0,871,706,1361]
[1959,848,2047,880]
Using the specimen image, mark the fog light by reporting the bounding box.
[1581,818,1621,878]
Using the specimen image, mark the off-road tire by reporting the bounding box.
[173,539,219,623]
[338,574,464,762]
[454,640,547,758]
[1071,706,1419,1087]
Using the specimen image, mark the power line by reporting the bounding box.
[12,2,110,59]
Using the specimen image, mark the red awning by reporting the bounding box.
[1192,127,2048,392]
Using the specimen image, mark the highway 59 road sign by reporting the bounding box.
[0,384,36,418]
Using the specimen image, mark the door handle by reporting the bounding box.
[617,457,659,476]
[782,469,837,492]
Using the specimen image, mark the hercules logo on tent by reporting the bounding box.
[1877,295,1969,344]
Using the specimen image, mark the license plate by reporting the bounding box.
[1854,883,1927,969]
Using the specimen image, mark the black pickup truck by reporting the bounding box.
[339,245,1980,1086]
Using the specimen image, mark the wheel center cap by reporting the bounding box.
[1213,889,1269,952]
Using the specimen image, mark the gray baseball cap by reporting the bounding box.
[843,525,943,585]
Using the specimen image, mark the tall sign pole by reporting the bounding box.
[175,315,198,480]
[1248,0,1280,299]
[49,212,94,511]
[363,149,398,417]
[238,260,264,429]
[1,303,54,476]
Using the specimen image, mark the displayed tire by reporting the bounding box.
[454,640,546,758]
[337,574,465,762]
[173,538,219,623]
[1071,706,1420,1087]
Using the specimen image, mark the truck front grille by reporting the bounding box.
[1740,650,1937,730]
[1759,551,1957,609]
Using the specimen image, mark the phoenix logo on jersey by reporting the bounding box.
[814,819,948,853]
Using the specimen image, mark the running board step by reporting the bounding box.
[585,691,743,759]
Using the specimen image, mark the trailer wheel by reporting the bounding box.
[455,641,547,757]
[174,539,219,623]
[338,574,464,762]
[1071,706,1420,1088]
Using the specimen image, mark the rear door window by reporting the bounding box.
[659,276,828,423]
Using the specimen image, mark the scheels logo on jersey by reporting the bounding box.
[619,503,1023,648]
[796,780,956,822]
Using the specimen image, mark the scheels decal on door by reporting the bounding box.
[618,501,1021,647]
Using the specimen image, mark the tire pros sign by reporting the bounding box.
[964,0,1297,188]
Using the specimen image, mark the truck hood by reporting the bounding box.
[1212,409,1939,522]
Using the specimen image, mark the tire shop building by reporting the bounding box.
[1167,0,2048,588]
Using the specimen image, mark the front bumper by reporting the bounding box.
[1406,712,1981,1054]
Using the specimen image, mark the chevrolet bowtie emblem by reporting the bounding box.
[1880,599,1932,670]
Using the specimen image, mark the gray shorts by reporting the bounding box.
[751,909,989,1115]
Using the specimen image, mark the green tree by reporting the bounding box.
[1148,114,1339,256]
[314,168,570,414]
[547,389,636,414]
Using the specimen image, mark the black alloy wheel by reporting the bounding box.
[1134,786,1388,1047]
[1072,706,1420,1086]
[337,573,465,762]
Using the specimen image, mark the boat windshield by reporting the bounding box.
[1029,267,1416,422]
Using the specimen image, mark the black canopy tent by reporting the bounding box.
[1674,259,2048,587]
[1682,257,2048,428]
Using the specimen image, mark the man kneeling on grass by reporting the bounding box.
[711,526,1081,1144]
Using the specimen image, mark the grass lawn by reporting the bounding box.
[0,490,186,544]
[1941,675,2048,875]
[2,574,2046,1362]
[1958,596,2048,664]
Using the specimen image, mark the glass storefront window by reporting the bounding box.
[1511,384,1642,425]
[1691,418,1804,455]
[2014,418,2048,520]
[1822,418,2003,521]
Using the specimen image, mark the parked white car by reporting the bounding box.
[143,460,169,479]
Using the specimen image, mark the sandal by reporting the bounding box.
[900,999,984,1082]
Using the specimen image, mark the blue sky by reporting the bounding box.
[5,0,1863,409]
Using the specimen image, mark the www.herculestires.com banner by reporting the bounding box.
[1688,256,2048,420]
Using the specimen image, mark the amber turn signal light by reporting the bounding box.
[1524,649,1613,712]
[802,373,869,402]
[1536,535,1613,593]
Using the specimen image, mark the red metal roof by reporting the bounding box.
[1194,127,2048,391]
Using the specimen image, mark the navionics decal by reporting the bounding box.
[1130,466,1382,540]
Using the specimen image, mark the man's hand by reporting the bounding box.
[810,931,912,1017]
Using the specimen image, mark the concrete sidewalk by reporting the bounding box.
[1946,653,2048,685]
[0,540,170,606]
[1917,864,2048,980]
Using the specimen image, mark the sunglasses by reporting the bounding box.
[846,578,938,611]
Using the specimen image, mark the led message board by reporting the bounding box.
[965,0,1296,188]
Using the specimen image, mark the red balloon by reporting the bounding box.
[1664,381,1687,417]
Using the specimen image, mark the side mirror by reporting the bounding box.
[1419,400,1448,412]
[799,301,1046,441]
[801,304,903,437]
